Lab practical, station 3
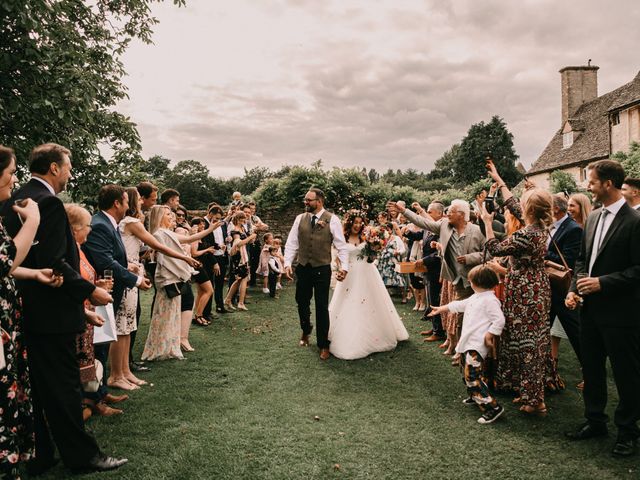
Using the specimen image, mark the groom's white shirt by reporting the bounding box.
[284,208,350,271]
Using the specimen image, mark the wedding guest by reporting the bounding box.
[230,191,242,208]
[376,223,406,290]
[160,188,180,211]
[565,160,640,458]
[621,177,640,210]
[256,233,274,294]
[1,143,124,474]
[545,193,583,392]
[389,198,486,366]
[272,236,289,286]
[417,202,445,342]
[142,206,216,361]
[483,160,553,416]
[204,206,229,316]
[567,193,592,228]
[174,209,196,351]
[0,145,63,479]
[267,246,281,298]
[429,265,505,424]
[190,217,216,327]
[247,202,269,287]
[83,185,153,393]
[224,212,257,311]
[65,204,125,419]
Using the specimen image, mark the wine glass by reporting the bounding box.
[103,269,114,292]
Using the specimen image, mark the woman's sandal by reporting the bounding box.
[192,315,209,327]
[519,404,548,417]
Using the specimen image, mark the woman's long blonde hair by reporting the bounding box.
[569,193,592,228]
[149,205,170,234]
[521,188,554,228]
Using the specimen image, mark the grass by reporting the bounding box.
[38,284,637,479]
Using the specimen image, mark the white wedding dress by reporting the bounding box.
[329,243,409,360]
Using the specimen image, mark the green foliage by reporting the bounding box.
[549,170,580,194]
[427,144,459,180]
[455,115,523,187]
[611,141,640,178]
[0,0,184,201]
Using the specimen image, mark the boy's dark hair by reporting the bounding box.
[624,177,640,190]
[467,265,499,290]
[191,217,204,226]
[98,184,126,211]
[160,188,180,204]
[208,205,223,216]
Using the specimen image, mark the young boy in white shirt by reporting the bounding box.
[429,264,505,424]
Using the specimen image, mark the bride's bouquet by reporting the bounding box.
[358,225,390,263]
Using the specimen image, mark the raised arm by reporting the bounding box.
[174,221,222,244]
[127,221,199,267]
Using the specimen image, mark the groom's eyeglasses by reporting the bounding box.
[303,198,317,204]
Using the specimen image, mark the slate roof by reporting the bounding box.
[528,71,640,175]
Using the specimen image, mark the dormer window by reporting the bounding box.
[611,112,620,125]
[562,131,574,149]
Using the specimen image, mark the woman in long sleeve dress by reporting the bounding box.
[482,160,553,415]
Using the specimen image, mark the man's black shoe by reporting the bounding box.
[216,308,231,314]
[130,362,150,373]
[612,438,638,457]
[565,422,608,441]
[26,457,59,476]
[73,455,128,473]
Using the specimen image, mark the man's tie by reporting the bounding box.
[311,215,317,228]
[594,209,609,253]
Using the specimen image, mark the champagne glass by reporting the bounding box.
[576,272,588,304]
[15,198,39,246]
[103,269,114,292]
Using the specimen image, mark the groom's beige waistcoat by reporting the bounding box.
[297,211,333,267]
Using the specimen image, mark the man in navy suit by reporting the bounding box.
[0,144,126,474]
[565,160,640,458]
[546,194,583,364]
[83,185,151,401]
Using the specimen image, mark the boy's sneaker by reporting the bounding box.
[262,288,270,294]
[477,405,504,425]
[276,283,282,290]
[462,397,476,406]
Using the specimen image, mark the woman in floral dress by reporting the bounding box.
[482,160,553,415]
[376,224,406,288]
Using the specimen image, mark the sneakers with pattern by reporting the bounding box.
[477,405,504,425]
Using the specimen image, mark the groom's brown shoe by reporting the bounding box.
[319,348,330,360]
[299,334,310,347]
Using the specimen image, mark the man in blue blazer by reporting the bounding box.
[546,194,583,364]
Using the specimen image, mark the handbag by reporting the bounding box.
[544,233,572,296]
[164,281,189,299]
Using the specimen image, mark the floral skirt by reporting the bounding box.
[115,287,138,336]
[141,288,183,361]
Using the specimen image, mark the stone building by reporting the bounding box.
[526,65,640,189]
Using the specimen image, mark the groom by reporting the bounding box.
[284,188,349,360]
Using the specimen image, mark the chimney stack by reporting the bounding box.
[559,65,599,126]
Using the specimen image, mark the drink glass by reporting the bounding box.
[103,269,114,292]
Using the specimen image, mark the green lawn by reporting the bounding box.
[39,285,637,479]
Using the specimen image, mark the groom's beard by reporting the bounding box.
[305,205,314,212]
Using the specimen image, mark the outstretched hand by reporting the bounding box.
[427,305,447,317]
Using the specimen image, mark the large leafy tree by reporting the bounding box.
[454,115,523,187]
[0,0,184,202]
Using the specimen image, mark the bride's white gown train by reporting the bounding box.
[329,243,409,360]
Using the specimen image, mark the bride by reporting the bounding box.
[329,210,409,360]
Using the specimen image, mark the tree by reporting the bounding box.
[549,170,580,194]
[0,0,184,201]
[611,141,640,178]
[454,116,523,187]
[165,160,214,210]
[427,144,459,181]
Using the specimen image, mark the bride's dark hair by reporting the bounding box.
[343,209,367,241]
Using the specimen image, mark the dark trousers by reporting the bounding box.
[209,256,228,313]
[425,277,443,336]
[581,322,640,440]
[268,270,278,297]
[248,243,261,286]
[549,290,582,364]
[25,332,101,468]
[129,294,142,361]
[295,264,331,349]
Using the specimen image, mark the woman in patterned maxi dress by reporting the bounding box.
[483,161,553,414]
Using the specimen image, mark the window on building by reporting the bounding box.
[580,166,589,182]
[612,112,620,125]
[562,132,573,149]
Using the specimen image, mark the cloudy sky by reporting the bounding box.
[118,0,640,178]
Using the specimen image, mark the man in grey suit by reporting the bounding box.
[565,160,640,458]
[388,199,486,353]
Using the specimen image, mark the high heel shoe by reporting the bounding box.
[236,304,248,311]
[224,302,236,311]
[180,342,195,352]
[519,404,548,417]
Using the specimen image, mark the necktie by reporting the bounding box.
[311,215,317,228]
[594,209,609,252]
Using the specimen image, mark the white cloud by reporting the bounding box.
[118,0,640,177]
